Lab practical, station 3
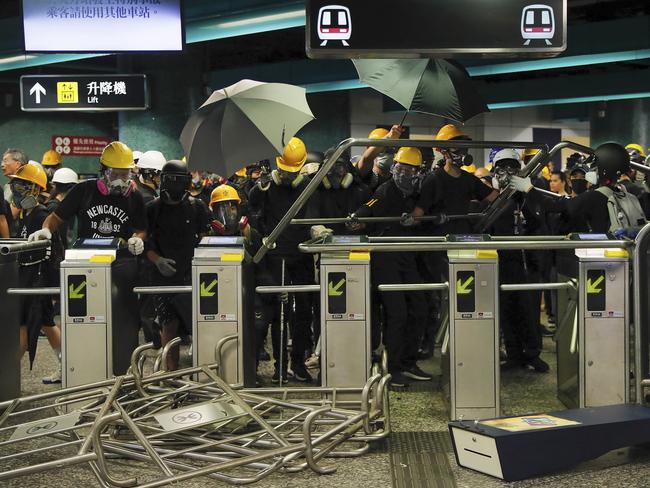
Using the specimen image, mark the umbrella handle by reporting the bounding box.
[399,111,409,127]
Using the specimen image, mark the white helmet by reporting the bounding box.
[136,150,166,172]
[492,148,522,168]
[52,167,79,184]
[132,150,143,163]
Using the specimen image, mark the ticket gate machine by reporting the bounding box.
[444,236,499,421]
[575,235,630,407]
[320,235,372,392]
[60,238,119,389]
[192,237,255,387]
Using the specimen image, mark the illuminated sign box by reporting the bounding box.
[306,0,566,59]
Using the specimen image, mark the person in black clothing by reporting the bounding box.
[248,137,319,383]
[30,141,147,375]
[147,160,209,370]
[352,147,431,387]
[190,170,214,207]
[0,195,9,238]
[489,149,549,372]
[354,126,402,191]
[135,150,166,204]
[10,162,64,381]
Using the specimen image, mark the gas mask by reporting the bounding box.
[211,201,240,235]
[449,148,473,168]
[160,173,190,205]
[628,149,644,165]
[103,168,133,197]
[570,178,588,195]
[10,180,39,210]
[391,163,418,196]
[323,163,353,190]
[492,166,518,191]
[271,169,303,188]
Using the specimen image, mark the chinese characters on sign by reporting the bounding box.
[52,135,112,157]
[86,81,128,104]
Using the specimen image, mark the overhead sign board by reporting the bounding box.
[20,75,148,112]
[306,0,566,59]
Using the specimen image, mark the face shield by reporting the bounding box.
[10,179,39,210]
[103,167,133,196]
[391,163,419,196]
[160,173,190,204]
[211,201,240,235]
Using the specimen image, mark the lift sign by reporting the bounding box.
[328,272,347,315]
[199,273,219,315]
[586,269,606,312]
[456,271,475,313]
[67,275,87,317]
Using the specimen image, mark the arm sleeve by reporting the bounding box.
[353,185,388,218]
[196,199,211,235]
[53,181,86,222]
[416,173,437,212]
[129,191,147,232]
[145,201,161,255]
[471,174,494,201]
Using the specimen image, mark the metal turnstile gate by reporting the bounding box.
[60,238,118,388]
[445,245,499,420]
[192,236,255,387]
[320,236,372,392]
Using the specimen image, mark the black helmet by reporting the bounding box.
[160,160,191,204]
[594,143,630,181]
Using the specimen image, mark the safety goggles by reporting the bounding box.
[104,167,132,182]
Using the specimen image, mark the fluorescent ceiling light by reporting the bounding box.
[0,54,37,65]
[487,91,650,109]
[201,9,305,29]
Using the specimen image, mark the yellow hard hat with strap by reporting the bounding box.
[394,147,422,167]
[100,141,134,169]
[276,137,307,172]
[210,184,241,208]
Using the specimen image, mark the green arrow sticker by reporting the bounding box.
[328,278,346,297]
[456,275,474,295]
[200,279,218,297]
[68,280,86,299]
[587,274,605,294]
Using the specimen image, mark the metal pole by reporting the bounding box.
[500,282,576,291]
[253,138,549,264]
[279,258,285,387]
[299,239,630,254]
[256,285,320,294]
[0,240,51,256]
[6,287,60,295]
[378,283,449,292]
[133,286,192,295]
[289,214,483,226]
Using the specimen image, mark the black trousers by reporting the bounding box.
[499,255,542,362]
[372,252,427,373]
[111,257,140,375]
[265,254,315,366]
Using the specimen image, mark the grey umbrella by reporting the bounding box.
[352,58,489,124]
[180,79,315,176]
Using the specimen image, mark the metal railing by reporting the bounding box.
[0,240,51,256]
[253,138,550,263]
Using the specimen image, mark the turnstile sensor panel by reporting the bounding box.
[199,273,219,314]
[67,274,87,317]
[586,269,606,312]
[327,272,347,314]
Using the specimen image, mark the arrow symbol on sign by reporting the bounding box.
[328,278,345,297]
[456,275,474,295]
[587,275,605,294]
[29,82,46,104]
[69,281,86,299]
[200,279,218,297]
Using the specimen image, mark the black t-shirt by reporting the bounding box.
[136,180,158,205]
[529,188,610,234]
[146,197,209,281]
[55,180,146,240]
[417,168,494,234]
[0,197,11,236]
[318,183,372,235]
[354,179,418,237]
[14,205,50,264]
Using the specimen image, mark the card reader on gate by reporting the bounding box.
[66,238,121,261]
[446,234,491,242]
[569,233,611,241]
[72,237,121,249]
[324,235,369,244]
[198,236,244,247]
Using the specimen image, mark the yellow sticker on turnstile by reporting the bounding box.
[476,250,498,259]
[604,249,629,258]
[220,252,244,262]
[480,415,581,432]
[349,251,370,261]
[89,254,115,263]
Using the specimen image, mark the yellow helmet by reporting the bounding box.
[462,163,477,174]
[42,149,62,166]
[541,165,551,181]
[100,141,134,169]
[626,143,645,157]
[436,124,469,141]
[10,161,47,190]
[523,148,540,159]
[276,137,307,173]
[209,184,241,208]
[394,147,422,167]
[368,128,389,140]
[235,167,247,177]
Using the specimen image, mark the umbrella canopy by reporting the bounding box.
[180,79,314,176]
[352,58,488,123]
